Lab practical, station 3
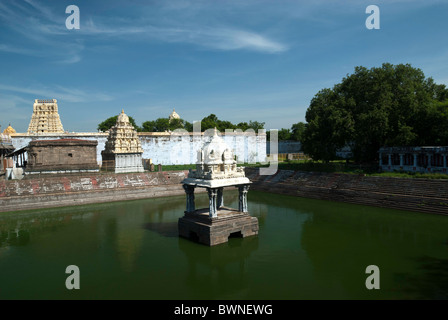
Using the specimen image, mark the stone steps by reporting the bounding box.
[246,168,448,216]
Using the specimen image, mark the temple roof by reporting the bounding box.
[103,109,143,154]
[169,108,180,120]
[201,128,230,165]
[2,124,16,135]
[117,109,130,124]
[184,127,248,184]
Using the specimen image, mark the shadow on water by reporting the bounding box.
[142,222,179,238]
[395,255,448,299]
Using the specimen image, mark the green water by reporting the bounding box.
[1,190,448,300]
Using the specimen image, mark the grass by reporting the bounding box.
[367,171,448,179]
[157,164,196,171]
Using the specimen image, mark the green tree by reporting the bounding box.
[141,117,193,132]
[98,115,141,132]
[141,113,265,133]
[302,88,354,162]
[278,128,292,141]
[142,118,169,132]
[302,63,448,162]
[248,120,265,132]
[291,122,306,141]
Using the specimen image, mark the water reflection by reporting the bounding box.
[0,207,91,248]
[179,236,259,299]
[0,229,30,247]
[143,222,179,237]
[115,211,146,273]
[395,256,448,299]
[0,191,447,299]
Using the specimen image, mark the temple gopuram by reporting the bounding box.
[27,99,64,134]
[101,110,144,173]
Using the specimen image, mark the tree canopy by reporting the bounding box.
[98,113,264,133]
[267,122,306,141]
[302,63,448,162]
[199,114,265,132]
[141,118,193,132]
[97,115,141,132]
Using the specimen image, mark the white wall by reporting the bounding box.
[11,132,267,166]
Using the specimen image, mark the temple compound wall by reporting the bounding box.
[10,131,267,166]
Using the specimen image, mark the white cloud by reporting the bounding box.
[0,84,113,103]
[1,1,287,56]
[81,18,287,53]
[0,1,81,63]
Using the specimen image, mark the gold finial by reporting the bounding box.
[121,109,124,113]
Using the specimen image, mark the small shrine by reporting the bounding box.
[3,124,16,136]
[101,110,144,173]
[178,128,258,246]
[169,108,180,122]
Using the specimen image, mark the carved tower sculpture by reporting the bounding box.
[27,99,64,134]
[101,110,144,173]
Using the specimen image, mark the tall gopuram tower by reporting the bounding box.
[179,128,259,246]
[27,99,64,134]
[101,110,144,173]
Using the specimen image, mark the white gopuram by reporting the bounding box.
[101,110,144,173]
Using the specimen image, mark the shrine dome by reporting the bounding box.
[117,109,130,124]
[169,108,180,121]
[200,128,235,165]
[3,124,16,135]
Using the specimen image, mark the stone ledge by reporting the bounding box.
[178,211,258,246]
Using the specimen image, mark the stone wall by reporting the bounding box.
[267,140,302,154]
[2,167,448,215]
[245,168,448,215]
[0,171,192,213]
[11,132,267,166]
[26,139,98,173]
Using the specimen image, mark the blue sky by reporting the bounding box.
[1,0,448,133]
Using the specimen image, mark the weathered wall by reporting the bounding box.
[11,132,267,166]
[0,171,191,213]
[2,167,448,215]
[245,168,448,215]
[267,140,302,154]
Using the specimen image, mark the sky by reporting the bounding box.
[1,0,448,133]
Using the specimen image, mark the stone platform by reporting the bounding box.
[178,207,259,246]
